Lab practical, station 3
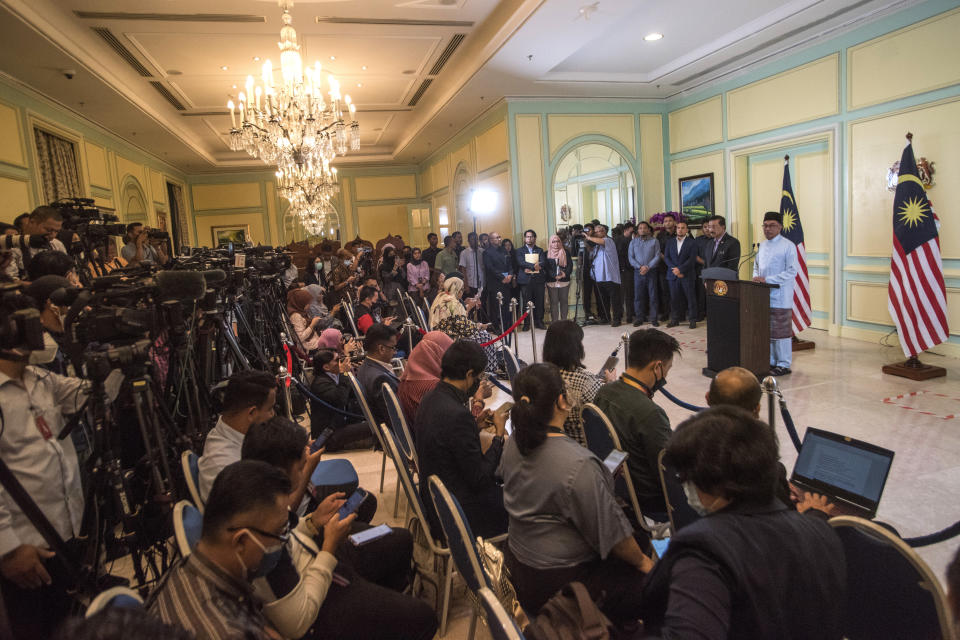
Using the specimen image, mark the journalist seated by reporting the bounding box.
[308,349,374,451]
[354,323,400,431]
[240,417,437,640]
[415,340,508,539]
[638,406,846,639]
[146,460,290,640]
[499,364,654,624]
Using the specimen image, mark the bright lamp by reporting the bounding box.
[469,189,498,215]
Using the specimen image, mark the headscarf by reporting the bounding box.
[547,234,567,268]
[429,276,466,326]
[287,288,313,317]
[306,284,328,318]
[409,248,423,266]
[317,328,342,350]
[398,330,454,420]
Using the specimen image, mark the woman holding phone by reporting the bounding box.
[499,364,654,625]
[542,320,616,446]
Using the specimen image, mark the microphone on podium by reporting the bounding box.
[737,243,761,272]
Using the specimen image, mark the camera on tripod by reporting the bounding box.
[0,286,45,352]
[52,197,127,237]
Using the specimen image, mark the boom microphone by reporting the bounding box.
[201,269,227,285]
[156,270,206,303]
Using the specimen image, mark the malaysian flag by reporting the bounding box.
[887,135,949,357]
[779,156,811,335]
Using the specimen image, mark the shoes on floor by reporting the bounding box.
[666,320,679,328]
[633,319,644,327]
[769,366,792,376]
[611,321,622,328]
[651,320,660,327]
[535,324,546,330]
[688,321,697,329]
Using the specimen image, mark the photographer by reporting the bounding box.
[0,292,91,639]
[2,207,68,280]
[308,349,373,451]
[120,222,168,268]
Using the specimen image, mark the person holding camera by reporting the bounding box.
[309,349,373,451]
[0,293,92,639]
[120,222,168,268]
[2,207,68,280]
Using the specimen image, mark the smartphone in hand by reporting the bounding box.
[603,449,628,474]
[311,428,334,453]
[338,488,369,519]
[348,523,392,546]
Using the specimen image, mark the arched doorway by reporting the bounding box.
[121,178,148,224]
[552,143,636,229]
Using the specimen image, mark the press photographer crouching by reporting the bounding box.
[0,290,92,639]
[1,206,68,280]
[121,222,170,268]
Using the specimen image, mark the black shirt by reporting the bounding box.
[421,247,441,269]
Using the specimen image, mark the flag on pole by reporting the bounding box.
[887,134,949,357]
[779,156,811,335]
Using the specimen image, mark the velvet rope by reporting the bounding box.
[657,386,708,412]
[480,311,530,347]
[489,376,512,395]
[290,377,366,420]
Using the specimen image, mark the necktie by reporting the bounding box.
[713,237,720,257]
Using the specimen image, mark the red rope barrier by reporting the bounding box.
[480,311,529,347]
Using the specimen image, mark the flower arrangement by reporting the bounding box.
[648,211,684,231]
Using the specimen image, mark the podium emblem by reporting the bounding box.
[713,281,728,296]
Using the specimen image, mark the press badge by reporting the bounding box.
[33,408,52,440]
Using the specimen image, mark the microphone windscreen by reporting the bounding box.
[201,269,227,284]
[156,270,206,303]
[49,286,82,307]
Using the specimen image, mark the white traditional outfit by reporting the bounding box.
[754,230,798,370]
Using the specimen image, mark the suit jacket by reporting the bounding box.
[484,246,514,287]
[355,359,399,428]
[514,245,546,285]
[705,233,742,271]
[664,236,697,281]
[309,372,360,432]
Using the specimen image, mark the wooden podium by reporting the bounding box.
[702,269,779,378]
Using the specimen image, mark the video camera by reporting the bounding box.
[51,197,126,237]
[0,285,45,353]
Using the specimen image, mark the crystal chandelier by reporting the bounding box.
[227,0,359,233]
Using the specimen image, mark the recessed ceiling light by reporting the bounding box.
[232,84,238,89]
[644,33,663,41]
[220,65,229,70]
[361,65,367,71]
[330,55,336,61]
[356,83,362,87]
[253,56,261,62]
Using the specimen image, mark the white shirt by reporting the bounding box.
[2,238,67,279]
[0,366,88,555]
[198,416,245,502]
[675,236,687,253]
[458,248,485,289]
[753,233,799,309]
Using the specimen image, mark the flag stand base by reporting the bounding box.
[792,336,815,351]
[882,356,946,381]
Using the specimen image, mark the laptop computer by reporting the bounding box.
[790,427,895,518]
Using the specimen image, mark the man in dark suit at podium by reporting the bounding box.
[705,215,741,270]
[664,221,698,329]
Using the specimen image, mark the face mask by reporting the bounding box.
[682,481,710,516]
[651,362,667,393]
[344,259,353,267]
[315,262,323,272]
[28,332,59,365]
[235,530,283,579]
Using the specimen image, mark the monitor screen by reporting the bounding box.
[793,430,893,503]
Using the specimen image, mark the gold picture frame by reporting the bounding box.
[211,225,250,247]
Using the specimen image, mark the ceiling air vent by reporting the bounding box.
[150,82,186,111]
[315,17,473,27]
[76,11,264,23]
[407,79,433,107]
[91,27,151,77]
[429,33,465,76]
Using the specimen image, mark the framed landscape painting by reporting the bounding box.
[678,173,715,228]
[212,225,249,247]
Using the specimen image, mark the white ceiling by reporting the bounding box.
[0,0,921,173]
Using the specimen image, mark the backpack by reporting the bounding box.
[524,582,614,640]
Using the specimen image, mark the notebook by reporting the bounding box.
[790,427,895,518]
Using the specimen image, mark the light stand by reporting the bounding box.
[468,189,497,322]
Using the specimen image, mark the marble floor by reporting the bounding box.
[330,322,960,639]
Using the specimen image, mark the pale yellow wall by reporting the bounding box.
[0,103,26,168]
[477,171,513,236]
[84,142,111,190]
[748,157,783,246]
[357,204,409,240]
[548,115,635,158]
[794,149,832,255]
[191,182,262,211]
[516,114,546,240]
[727,55,839,139]
[669,96,723,154]
[194,212,266,248]
[0,177,31,222]
[848,98,960,259]
[848,7,960,110]
[475,120,508,172]
[354,174,417,201]
[639,114,665,218]
[670,151,726,220]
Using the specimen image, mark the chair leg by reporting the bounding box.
[392,474,401,518]
[439,557,454,637]
[379,450,386,493]
[467,609,478,640]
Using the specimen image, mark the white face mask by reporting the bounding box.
[682,481,710,516]
[29,332,59,365]
[344,258,353,267]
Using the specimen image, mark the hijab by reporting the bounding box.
[287,288,313,317]
[429,276,466,326]
[306,284,328,318]
[317,328,342,350]
[547,234,567,268]
[398,331,454,420]
[409,248,423,266]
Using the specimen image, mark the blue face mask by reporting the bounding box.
[236,530,284,579]
[651,362,667,394]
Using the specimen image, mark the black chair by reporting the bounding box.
[501,347,521,386]
[829,515,955,640]
[477,587,525,640]
[345,371,388,492]
[657,449,700,532]
[382,382,419,517]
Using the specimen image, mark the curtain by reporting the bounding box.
[168,182,189,248]
[34,128,82,204]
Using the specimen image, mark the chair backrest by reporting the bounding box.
[427,475,492,594]
[376,421,447,554]
[581,403,615,460]
[391,357,406,376]
[657,449,700,533]
[173,500,203,557]
[501,348,521,385]
[829,515,955,640]
[181,450,205,513]
[345,372,387,450]
[381,382,419,471]
[477,587,526,640]
[85,586,144,617]
[342,299,360,336]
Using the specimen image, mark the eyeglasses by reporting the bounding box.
[228,521,291,543]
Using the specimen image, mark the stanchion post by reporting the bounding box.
[510,298,519,358]
[621,332,629,365]
[527,300,538,363]
[762,376,778,432]
[496,291,505,340]
[279,365,293,419]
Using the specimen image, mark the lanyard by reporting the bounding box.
[621,373,653,398]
